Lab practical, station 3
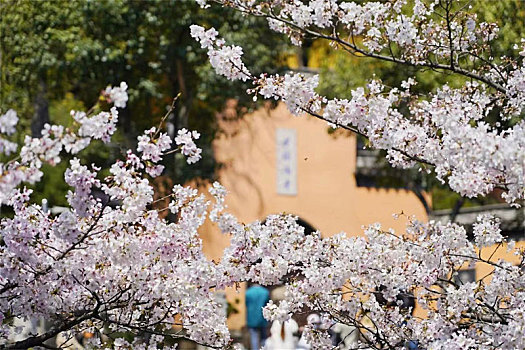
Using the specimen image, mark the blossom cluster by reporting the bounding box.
[190,25,250,82]
[175,128,202,164]
[0,85,126,207]
[0,109,19,155]
[104,81,129,108]
[191,1,525,205]
[198,0,500,66]
[188,1,525,348]
[73,107,119,144]
[2,1,525,348]
[1,84,524,350]
[0,87,214,349]
[0,109,18,135]
[137,127,172,176]
[214,205,525,349]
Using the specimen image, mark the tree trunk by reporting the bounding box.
[31,79,50,137]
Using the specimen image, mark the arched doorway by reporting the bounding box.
[266,216,317,327]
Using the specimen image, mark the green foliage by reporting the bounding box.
[1,0,290,208]
[31,163,70,207]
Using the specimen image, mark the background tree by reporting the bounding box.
[0,0,291,206]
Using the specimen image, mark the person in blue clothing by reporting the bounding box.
[245,283,270,349]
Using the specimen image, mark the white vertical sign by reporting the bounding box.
[276,128,297,195]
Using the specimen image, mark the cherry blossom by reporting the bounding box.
[191,1,525,205]
[104,81,129,108]
[0,110,19,156]
[174,128,202,164]
[2,1,525,349]
[187,0,525,348]
[0,109,18,135]
[1,94,524,349]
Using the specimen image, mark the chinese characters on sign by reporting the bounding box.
[276,128,297,195]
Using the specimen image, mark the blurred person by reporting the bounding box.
[264,318,299,350]
[245,284,270,349]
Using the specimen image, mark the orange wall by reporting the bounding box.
[198,102,430,329]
